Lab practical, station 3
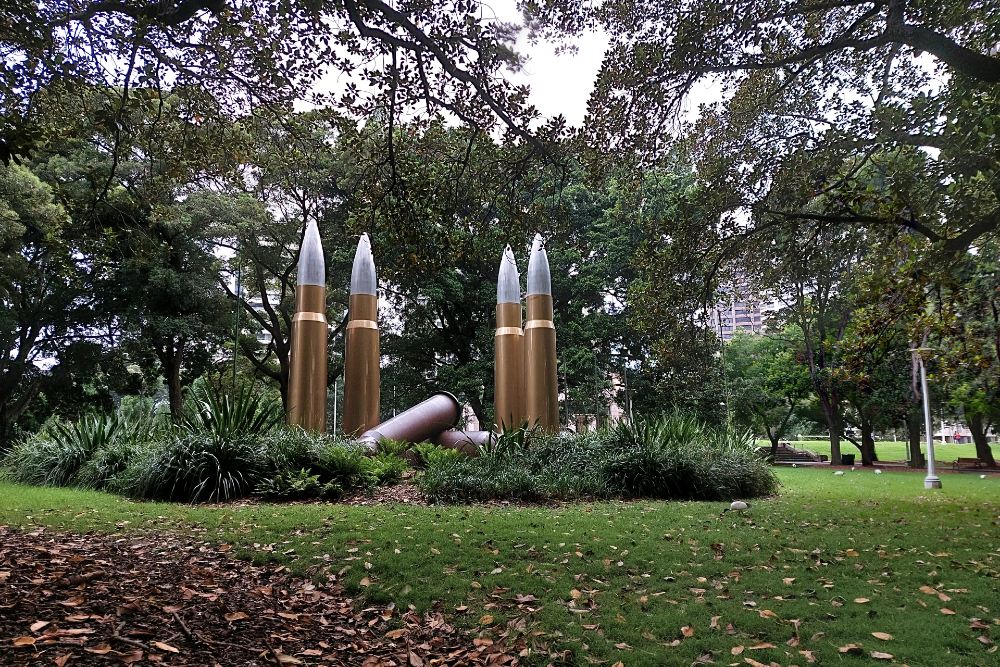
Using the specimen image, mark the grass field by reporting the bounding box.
[2,469,998,665]
[759,439,988,463]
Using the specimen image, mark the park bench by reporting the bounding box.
[953,457,987,470]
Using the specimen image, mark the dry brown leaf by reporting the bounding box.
[937,592,952,602]
[570,589,583,599]
[838,644,864,655]
[224,611,248,622]
[731,645,745,655]
[12,636,36,646]
[53,654,71,667]
[85,644,114,655]
[119,649,144,664]
[153,641,180,653]
[275,653,303,665]
[872,632,893,641]
[743,659,769,667]
[799,649,816,663]
[710,615,721,629]
[854,597,871,604]
[749,642,775,650]
[870,651,894,660]
[29,620,50,633]
[681,625,694,638]
[759,609,778,619]
[919,585,937,595]
[941,608,957,615]
[479,614,494,625]
[783,577,796,585]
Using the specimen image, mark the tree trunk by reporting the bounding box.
[968,412,996,467]
[157,339,186,420]
[905,412,925,467]
[466,392,487,430]
[822,401,843,464]
[860,416,877,466]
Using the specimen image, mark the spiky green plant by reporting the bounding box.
[181,386,282,442]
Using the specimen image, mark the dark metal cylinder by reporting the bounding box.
[357,392,462,448]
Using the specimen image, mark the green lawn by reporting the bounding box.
[2,469,998,665]
[760,439,987,463]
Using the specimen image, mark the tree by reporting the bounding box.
[527,0,1000,251]
[0,162,96,447]
[725,330,811,455]
[3,1,542,167]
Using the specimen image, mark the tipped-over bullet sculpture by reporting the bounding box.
[494,245,524,430]
[524,234,559,432]
[287,219,328,431]
[343,233,380,436]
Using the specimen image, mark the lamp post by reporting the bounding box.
[913,348,942,489]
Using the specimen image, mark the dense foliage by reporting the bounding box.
[420,415,779,503]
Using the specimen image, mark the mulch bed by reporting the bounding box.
[0,526,524,666]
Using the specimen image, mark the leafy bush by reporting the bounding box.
[377,438,410,457]
[119,432,266,503]
[75,438,147,490]
[256,468,343,500]
[360,453,408,485]
[181,386,282,441]
[420,415,778,503]
[314,442,369,489]
[412,442,463,468]
[2,413,122,487]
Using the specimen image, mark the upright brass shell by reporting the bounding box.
[343,293,380,436]
[494,301,524,430]
[524,294,559,432]
[288,284,328,432]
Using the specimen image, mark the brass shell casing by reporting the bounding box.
[494,301,524,431]
[343,293,380,436]
[288,284,328,432]
[524,294,559,432]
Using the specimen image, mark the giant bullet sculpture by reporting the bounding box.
[524,234,559,432]
[494,246,524,430]
[288,219,328,431]
[343,233,380,436]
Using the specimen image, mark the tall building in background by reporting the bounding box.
[713,281,782,341]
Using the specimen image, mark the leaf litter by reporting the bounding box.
[0,526,524,665]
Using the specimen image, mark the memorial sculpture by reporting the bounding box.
[342,233,381,436]
[287,219,328,431]
[285,229,558,448]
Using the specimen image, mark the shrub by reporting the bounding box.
[181,386,282,442]
[119,432,266,503]
[314,442,369,489]
[256,468,343,500]
[74,438,148,490]
[420,415,779,503]
[412,442,463,468]
[360,453,408,485]
[2,413,121,487]
[377,438,410,457]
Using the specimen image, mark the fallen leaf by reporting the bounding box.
[743,659,769,667]
[153,642,179,654]
[479,614,494,625]
[274,653,303,665]
[85,644,114,655]
[224,611,248,622]
[783,577,796,585]
[748,643,775,650]
[53,654,70,667]
[119,649,143,664]
[940,608,957,615]
[872,632,893,641]
[710,615,721,630]
[570,588,583,599]
[854,597,871,604]
[12,636,36,647]
[359,577,371,587]
[385,628,408,640]
[799,649,816,663]
[30,620,50,633]
[919,585,938,595]
[759,609,779,619]
[838,644,864,655]
[731,645,745,655]
[681,625,694,638]
[870,651,894,660]
[613,642,632,650]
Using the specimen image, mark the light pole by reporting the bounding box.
[913,348,942,489]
